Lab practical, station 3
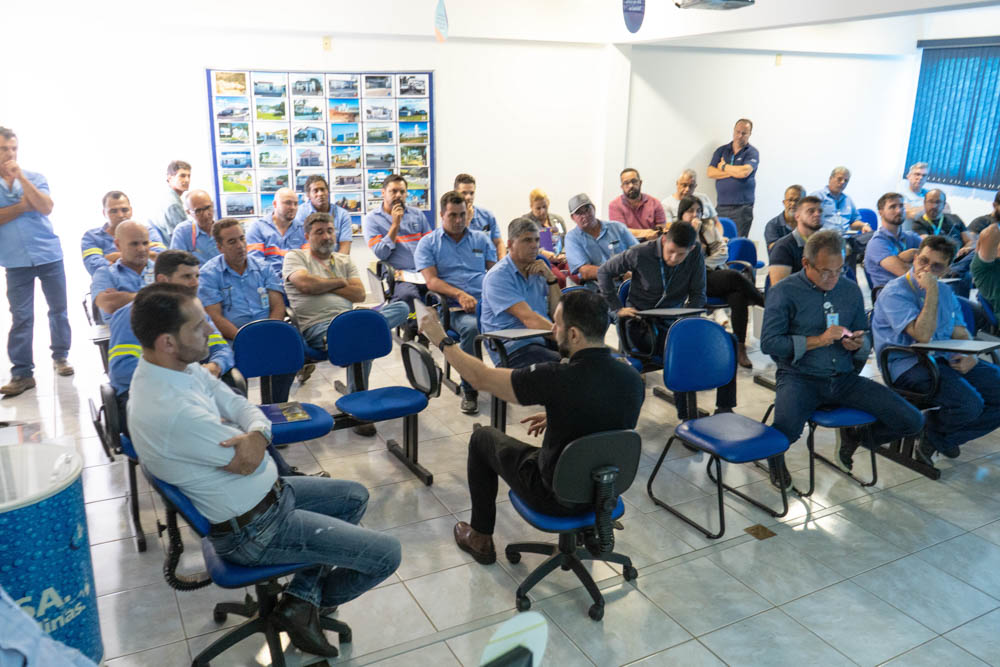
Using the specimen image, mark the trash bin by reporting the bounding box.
[0,443,103,663]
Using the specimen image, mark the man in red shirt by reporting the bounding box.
[609,167,666,241]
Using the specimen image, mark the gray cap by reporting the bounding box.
[568,193,594,215]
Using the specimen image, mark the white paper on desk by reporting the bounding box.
[396,270,426,284]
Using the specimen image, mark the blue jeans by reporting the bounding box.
[772,370,924,457]
[208,476,401,608]
[895,360,1000,452]
[448,310,479,391]
[302,302,410,393]
[6,260,71,377]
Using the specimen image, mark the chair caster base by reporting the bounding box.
[505,548,521,564]
[623,565,638,582]
[588,603,604,621]
[516,595,531,612]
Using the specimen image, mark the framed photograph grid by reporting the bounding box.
[206,69,434,224]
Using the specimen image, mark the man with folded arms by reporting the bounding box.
[863,192,922,293]
[873,235,1000,462]
[128,283,400,658]
[564,193,637,291]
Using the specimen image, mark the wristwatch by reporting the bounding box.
[546,277,558,285]
[250,426,273,445]
[438,337,457,352]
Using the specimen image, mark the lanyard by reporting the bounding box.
[922,214,943,236]
[655,254,676,308]
[904,271,925,311]
[191,223,198,249]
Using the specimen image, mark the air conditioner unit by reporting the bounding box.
[675,0,755,9]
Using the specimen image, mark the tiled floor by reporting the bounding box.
[6,302,1000,666]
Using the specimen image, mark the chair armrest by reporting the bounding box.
[425,290,455,332]
[401,341,441,397]
[475,333,507,366]
[725,260,756,282]
[227,368,248,397]
[878,344,941,403]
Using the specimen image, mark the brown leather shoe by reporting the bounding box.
[1,376,35,396]
[454,521,496,564]
[737,343,753,369]
[53,359,74,376]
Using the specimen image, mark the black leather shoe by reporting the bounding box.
[272,594,339,657]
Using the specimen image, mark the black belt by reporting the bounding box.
[210,481,282,535]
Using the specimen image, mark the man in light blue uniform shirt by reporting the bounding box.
[127,283,399,658]
[362,174,434,309]
[294,174,353,254]
[169,189,220,264]
[82,191,169,275]
[416,190,497,414]
[863,192,922,292]
[246,187,306,284]
[873,235,1000,462]
[200,219,296,403]
[149,159,190,240]
[0,127,72,395]
[812,167,870,233]
[455,173,505,260]
[91,221,155,320]
[480,217,562,368]
[564,192,637,290]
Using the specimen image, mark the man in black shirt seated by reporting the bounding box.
[597,221,736,418]
[768,195,823,286]
[969,190,1000,234]
[419,290,644,565]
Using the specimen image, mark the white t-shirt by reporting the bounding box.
[282,249,360,330]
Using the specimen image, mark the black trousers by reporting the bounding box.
[467,426,584,535]
[706,268,764,342]
[717,203,754,238]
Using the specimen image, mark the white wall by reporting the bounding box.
[624,46,923,244]
[0,20,610,293]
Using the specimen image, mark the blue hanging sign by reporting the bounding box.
[623,0,645,33]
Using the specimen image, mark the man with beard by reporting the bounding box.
[285,213,409,435]
[911,189,975,295]
[863,192,922,293]
[768,195,824,286]
[246,187,307,284]
[91,221,155,319]
[417,289,644,565]
[969,190,1000,234]
[707,119,759,237]
[128,283,400,659]
[170,190,221,264]
[662,169,721,230]
[609,167,666,240]
[294,175,353,254]
[763,185,805,250]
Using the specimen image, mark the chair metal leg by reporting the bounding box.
[386,414,433,485]
[490,395,507,432]
[192,616,268,667]
[213,597,257,621]
[127,458,146,552]
[648,437,726,539]
[876,433,941,480]
[441,359,461,395]
[566,554,604,611]
[652,386,710,418]
[506,541,557,559]
[803,424,879,494]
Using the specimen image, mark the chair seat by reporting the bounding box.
[809,406,876,429]
[201,538,306,588]
[303,343,325,363]
[269,402,334,445]
[335,386,428,422]
[508,490,625,533]
[120,433,137,459]
[707,297,727,307]
[675,413,789,463]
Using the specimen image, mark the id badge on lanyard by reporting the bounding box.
[823,300,838,328]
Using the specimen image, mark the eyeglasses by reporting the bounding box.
[621,178,640,187]
[194,205,213,215]
[914,255,949,273]
[806,261,843,280]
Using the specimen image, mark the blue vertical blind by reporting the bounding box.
[905,46,1000,189]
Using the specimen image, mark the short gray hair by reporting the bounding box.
[908,162,929,174]
[830,166,851,179]
[804,229,844,264]
[507,216,538,241]
[678,168,697,181]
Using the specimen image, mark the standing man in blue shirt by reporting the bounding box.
[200,219,296,403]
[294,175,353,254]
[761,230,923,489]
[564,193,637,290]
[0,127,73,395]
[707,119,759,238]
[863,192,922,293]
[91,221,155,320]
[481,217,562,369]
[873,235,1000,462]
[362,174,434,312]
[170,190,221,264]
[246,187,306,284]
[415,191,497,414]
[150,160,190,241]
[454,173,505,260]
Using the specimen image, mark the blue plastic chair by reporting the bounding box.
[859,208,878,229]
[505,429,641,621]
[719,217,739,239]
[727,237,765,271]
[326,309,440,484]
[140,456,352,666]
[977,292,999,331]
[648,318,789,538]
[233,320,334,446]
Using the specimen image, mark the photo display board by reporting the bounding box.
[206,70,434,224]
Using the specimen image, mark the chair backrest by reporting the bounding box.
[618,278,631,307]
[401,341,441,396]
[977,292,999,328]
[727,238,758,266]
[958,295,977,335]
[327,308,392,366]
[233,319,305,378]
[719,217,739,239]
[561,285,587,294]
[143,466,213,536]
[859,208,878,228]
[663,317,735,392]
[100,383,122,453]
[550,430,641,504]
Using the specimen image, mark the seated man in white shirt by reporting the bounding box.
[127,283,401,659]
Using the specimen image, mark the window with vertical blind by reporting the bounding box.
[904,42,1000,190]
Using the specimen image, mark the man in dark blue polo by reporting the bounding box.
[863,192,921,293]
[763,185,804,250]
[415,190,497,414]
[761,230,923,489]
[707,119,759,238]
[768,195,823,286]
